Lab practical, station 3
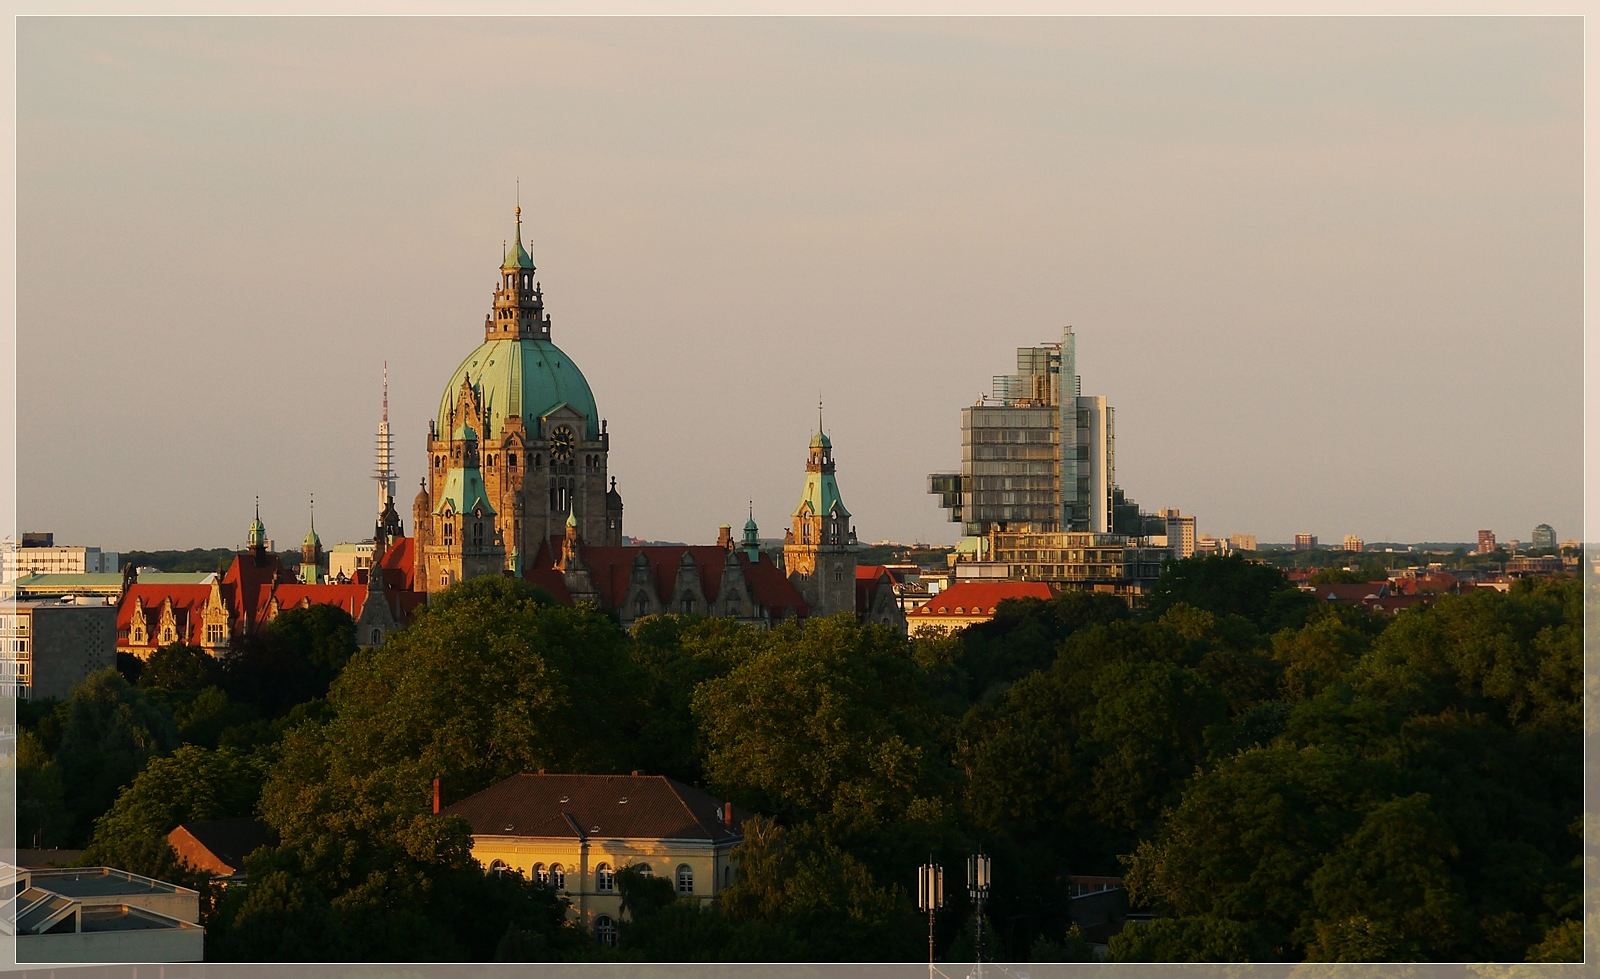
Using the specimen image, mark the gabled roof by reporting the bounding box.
[378,537,417,593]
[910,580,1054,617]
[436,466,495,518]
[117,584,214,643]
[168,818,276,877]
[529,542,807,618]
[441,773,746,844]
[793,470,849,520]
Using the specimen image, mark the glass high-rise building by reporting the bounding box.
[929,327,1116,537]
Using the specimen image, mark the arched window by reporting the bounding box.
[596,863,615,893]
[635,594,649,617]
[443,520,454,546]
[369,628,382,645]
[532,863,548,886]
[508,452,517,468]
[473,522,484,547]
[550,864,566,890]
[802,523,811,542]
[488,859,510,876]
[834,568,844,582]
[594,914,617,947]
[681,594,693,614]
[676,864,694,895]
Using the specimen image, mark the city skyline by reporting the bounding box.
[11,17,1581,550]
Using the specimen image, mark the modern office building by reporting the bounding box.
[1531,524,1556,551]
[1342,535,1364,552]
[0,600,116,700]
[1294,533,1318,551]
[928,327,1117,536]
[1477,530,1497,554]
[1229,533,1258,552]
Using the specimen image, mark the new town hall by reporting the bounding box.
[117,210,902,658]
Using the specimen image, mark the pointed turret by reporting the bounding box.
[743,503,761,563]
[247,497,268,558]
[488,205,550,341]
[301,495,322,583]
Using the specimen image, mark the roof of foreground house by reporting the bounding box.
[441,773,747,844]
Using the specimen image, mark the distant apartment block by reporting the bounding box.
[1294,533,1318,551]
[1531,524,1556,550]
[1477,530,1497,554]
[1160,510,1196,559]
[1342,535,1364,552]
[1228,533,1257,552]
[2,537,119,585]
[1,600,116,700]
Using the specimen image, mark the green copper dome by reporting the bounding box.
[438,338,599,442]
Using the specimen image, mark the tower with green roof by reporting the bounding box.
[417,409,506,593]
[300,496,323,584]
[783,406,858,617]
[418,207,624,593]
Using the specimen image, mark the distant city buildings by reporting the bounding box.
[1342,535,1364,552]
[1477,529,1497,554]
[1531,524,1556,550]
[1229,533,1258,552]
[1294,533,1318,551]
[2,535,119,584]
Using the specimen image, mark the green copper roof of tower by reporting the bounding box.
[435,466,496,518]
[438,338,598,442]
[303,526,320,548]
[502,235,534,271]
[502,210,535,271]
[810,430,832,449]
[794,471,849,520]
[247,516,266,546]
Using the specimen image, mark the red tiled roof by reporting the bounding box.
[856,564,888,581]
[168,818,276,877]
[911,580,1054,617]
[378,537,417,593]
[259,583,370,620]
[441,773,746,844]
[522,568,573,604]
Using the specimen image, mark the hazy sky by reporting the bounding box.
[11,16,1582,550]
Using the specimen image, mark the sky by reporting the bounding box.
[10,16,1582,551]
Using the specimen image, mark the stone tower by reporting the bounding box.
[422,208,624,586]
[783,409,858,617]
[416,412,506,593]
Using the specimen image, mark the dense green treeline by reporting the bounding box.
[15,556,1583,962]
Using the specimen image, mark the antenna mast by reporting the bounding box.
[375,362,397,516]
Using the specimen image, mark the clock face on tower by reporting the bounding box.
[549,425,575,463]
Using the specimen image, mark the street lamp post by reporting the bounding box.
[967,851,991,974]
[917,859,944,979]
